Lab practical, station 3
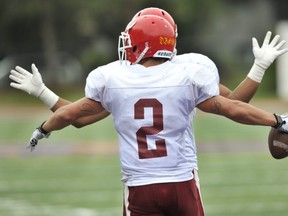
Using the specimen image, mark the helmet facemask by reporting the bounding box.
[118,32,132,65]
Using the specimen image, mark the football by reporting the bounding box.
[268,127,288,159]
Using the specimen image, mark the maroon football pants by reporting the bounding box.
[123,172,204,216]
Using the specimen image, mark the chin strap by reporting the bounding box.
[133,42,149,65]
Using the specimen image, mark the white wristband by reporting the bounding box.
[38,87,59,109]
[247,63,266,83]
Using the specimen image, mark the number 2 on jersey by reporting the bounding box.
[134,98,167,159]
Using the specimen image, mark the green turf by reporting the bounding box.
[194,113,270,142]
[198,153,288,216]
[0,155,122,216]
[0,153,287,216]
[0,114,118,142]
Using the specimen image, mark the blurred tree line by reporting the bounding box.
[0,0,288,94]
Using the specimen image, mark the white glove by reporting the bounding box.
[248,31,288,83]
[9,64,59,108]
[273,113,288,133]
[28,122,51,152]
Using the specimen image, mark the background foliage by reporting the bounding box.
[1,0,288,93]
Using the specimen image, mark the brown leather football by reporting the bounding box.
[268,127,288,159]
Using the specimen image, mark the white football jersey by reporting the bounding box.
[85,54,219,186]
[171,53,219,170]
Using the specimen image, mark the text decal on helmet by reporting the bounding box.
[153,50,173,58]
[159,37,175,46]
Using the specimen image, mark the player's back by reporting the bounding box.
[85,60,219,186]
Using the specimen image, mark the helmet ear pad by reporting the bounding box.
[126,45,139,63]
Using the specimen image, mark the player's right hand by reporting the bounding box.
[10,64,45,97]
[28,122,51,152]
[274,113,288,133]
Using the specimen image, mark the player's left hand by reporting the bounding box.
[28,122,51,152]
[253,31,288,69]
[10,64,45,97]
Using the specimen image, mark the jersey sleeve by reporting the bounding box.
[85,67,109,110]
[190,58,220,106]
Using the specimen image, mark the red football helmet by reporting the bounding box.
[118,15,176,64]
[132,7,178,38]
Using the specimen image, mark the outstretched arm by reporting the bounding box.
[196,95,287,129]
[50,97,110,128]
[28,97,105,151]
[220,31,288,102]
[9,64,110,127]
[43,97,105,132]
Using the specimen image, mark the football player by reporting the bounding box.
[13,12,288,216]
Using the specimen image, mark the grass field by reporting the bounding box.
[0,155,123,216]
[199,153,288,216]
[1,153,288,216]
[1,96,288,216]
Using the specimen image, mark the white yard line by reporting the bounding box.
[0,198,121,216]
